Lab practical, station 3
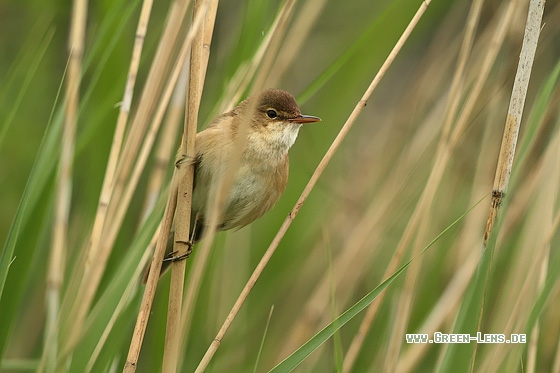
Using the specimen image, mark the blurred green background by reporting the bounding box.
[0,0,451,241]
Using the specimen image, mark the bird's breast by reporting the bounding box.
[220,153,289,230]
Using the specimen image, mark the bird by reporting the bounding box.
[143,88,321,282]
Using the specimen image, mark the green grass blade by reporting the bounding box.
[0,114,63,300]
[0,112,63,361]
[269,263,408,373]
[524,233,560,336]
[269,197,484,373]
[0,28,55,150]
[328,243,343,373]
[253,306,275,373]
[437,231,496,372]
[67,192,165,372]
[0,0,139,362]
[438,67,560,372]
[0,35,69,357]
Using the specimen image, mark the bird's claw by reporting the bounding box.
[175,154,195,168]
[162,240,193,262]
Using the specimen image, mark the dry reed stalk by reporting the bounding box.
[479,129,559,372]
[124,184,178,373]
[198,0,218,87]
[451,108,507,266]
[97,0,191,251]
[100,10,204,258]
[472,0,545,369]
[526,257,548,373]
[527,118,560,373]
[398,250,479,373]
[201,0,303,352]
[123,6,209,371]
[43,0,87,371]
[448,0,519,149]
[86,0,154,267]
[194,2,432,371]
[479,178,556,372]
[139,88,184,223]
[384,217,430,372]
[85,226,161,373]
[501,172,553,370]
[438,0,484,147]
[179,2,298,372]
[164,0,214,370]
[382,0,487,368]
[548,127,560,373]
[264,0,327,88]
[174,0,219,363]
[137,57,190,224]
[103,0,196,264]
[278,95,446,360]
[176,1,310,362]
[340,129,435,370]
[278,121,421,358]
[70,5,194,317]
[107,0,191,224]
[481,0,544,249]
[396,119,498,373]
[59,0,180,358]
[343,1,519,369]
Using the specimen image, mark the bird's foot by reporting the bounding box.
[162,240,193,262]
[175,154,196,168]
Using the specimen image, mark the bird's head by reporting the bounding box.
[245,88,321,153]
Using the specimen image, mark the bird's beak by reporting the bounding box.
[289,115,322,124]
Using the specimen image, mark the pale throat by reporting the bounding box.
[246,122,301,163]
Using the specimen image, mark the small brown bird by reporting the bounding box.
[144,89,321,282]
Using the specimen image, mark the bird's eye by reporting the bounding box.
[266,109,278,119]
